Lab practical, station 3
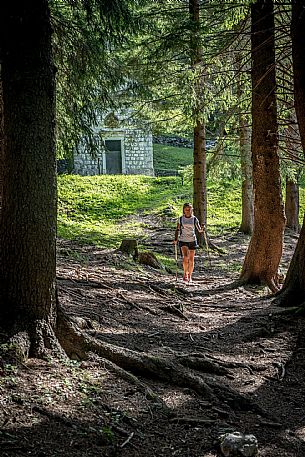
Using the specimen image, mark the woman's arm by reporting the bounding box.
[174,223,180,243]
[196,221,205,233]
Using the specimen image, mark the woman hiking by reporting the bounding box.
[174,202,204,283]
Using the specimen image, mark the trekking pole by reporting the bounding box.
[174,242,178,281]
[203,228,211,266]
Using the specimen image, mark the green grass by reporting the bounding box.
[153,144,193,171]
[57,174,189,247]
[57,143,305,248]
[299,187,305,219]
[58,173,305,249]
[58,174,242,248]
[207,180,242,232]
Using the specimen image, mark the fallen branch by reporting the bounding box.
[169,416,216,426]
[120,432,135,448]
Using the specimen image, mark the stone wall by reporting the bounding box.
[124,128,154,175]
[73,126,154,176]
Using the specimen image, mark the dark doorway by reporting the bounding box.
[105,139,122,174]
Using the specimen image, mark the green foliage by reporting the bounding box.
[57,173,239,246]
[207,180,241,231]
[153,144,193,171]
[58,171,305,248]
[208,141,242,181]
[58,174,187,246]
[299,184,305,214]
[117,0,251,141]
[52,0,141,158]
[153,141,241,181]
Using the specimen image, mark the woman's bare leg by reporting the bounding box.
[181,246,190,280]
[188,250,195,281]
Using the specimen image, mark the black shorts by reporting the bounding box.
[178,241,198,251]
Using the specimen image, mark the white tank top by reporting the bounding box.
[179,215,198,242]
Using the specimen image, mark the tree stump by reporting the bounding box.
[118,239,139,258]
[137,251,163,269]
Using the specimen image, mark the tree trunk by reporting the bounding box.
[0,1,57,334]
[236,50,253,235]
[274,213,305,307]
[239,121,253,235]
[0,81,3,210]
[239,0,286,292]
[274,0,305,307]
[189,0,207,234]
[285,176,299,232]
[284,117,300,232]
[291,0,305,153]
[193,120,207,229]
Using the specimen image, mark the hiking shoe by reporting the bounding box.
[183,274,189,283]
[188,277,193,283]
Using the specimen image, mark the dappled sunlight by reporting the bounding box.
[53,222,305,455]
[57,174,267,247]
[2,199,304,456]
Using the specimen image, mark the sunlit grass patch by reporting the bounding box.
[207,180,241,233]
[57,175,242,246]
[153,143,193,171]
[58,172,305,249]
[58,174,192,247]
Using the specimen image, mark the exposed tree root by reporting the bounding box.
[3,305,272,420]
[56,308,216,401]
[6,319,68,363]
[273,285,305,308]
[53,307,271,417]
[30,319,67,360]
[206,239,226,255]
[160,304,188,320]
[203,375,268,416]
[177,354,230,376]
[169,416,216,426]
[190,278,248,297]
[91,354,170,411]
[238,272,280,294]
[199,231,225,255]
[267,276,281,294]
[8,331,31,361]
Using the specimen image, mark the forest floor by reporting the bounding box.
[1,211,305,457]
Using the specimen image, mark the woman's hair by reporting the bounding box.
[183,202,193,215]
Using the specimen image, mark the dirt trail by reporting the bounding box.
[0,220,304,457]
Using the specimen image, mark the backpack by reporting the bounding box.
[179,215,199,235]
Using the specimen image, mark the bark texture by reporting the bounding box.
[291,1,305,152]
[193,120,207,229]
[284,117,300,232]
[285,176,299,232]
[0,81,3,209]
[236,51,253,235]
[275,0,305,307]
[0,1,57,331]
[239,122,253,235]
[240,0,286,292]
[189,0,207,231]
[274,214,305,307]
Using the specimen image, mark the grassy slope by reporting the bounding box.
[58,175,243,248]
[58,144,305,249]
[153,144,193,171]
[58,174,187,247]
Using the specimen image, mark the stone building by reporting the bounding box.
[73,112,154,176]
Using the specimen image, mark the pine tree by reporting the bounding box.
[239,0,286,292]
[274,0,305,307]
